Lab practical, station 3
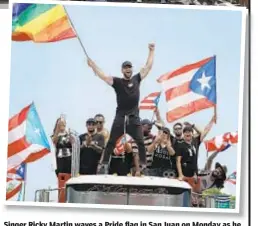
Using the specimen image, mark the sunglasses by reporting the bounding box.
[96,121,104,124]
[174,127,182,130]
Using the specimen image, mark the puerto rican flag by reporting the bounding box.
[114,134,133,155]
[157,56,216,122]
[226,171,236,185]
[8,103,51,171]
[6,164,26,200]
[204,132,238,152]
[139,92,161,110]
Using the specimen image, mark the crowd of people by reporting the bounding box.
[52,109,227,196]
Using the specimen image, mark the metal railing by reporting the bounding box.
[69,129,81,178]
[191,192,236,209]
[34,188,61,202]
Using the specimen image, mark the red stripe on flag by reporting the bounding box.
[148,92,161,97]
[8,136,30,158]
[141,99,155,104]
[6,183,22,200]
[165,81,191,101]
[227,179,236,185]
[6,177,23,182]
[139,106,156,110]
[25,148,50,163]
[157,57,212,83]
[166,98,214,122]
[8,105,30,131]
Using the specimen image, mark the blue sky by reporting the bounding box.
[9,4,244,202]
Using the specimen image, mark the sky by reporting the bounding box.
[9,4,244,202]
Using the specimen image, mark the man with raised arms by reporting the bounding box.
[87,43,155,173]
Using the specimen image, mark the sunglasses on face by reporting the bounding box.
[96,121,104,124]
[174,127,182,130]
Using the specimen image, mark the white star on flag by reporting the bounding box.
[197,72,212,91]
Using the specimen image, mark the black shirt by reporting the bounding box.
[79,133,105,174]
[170,135,184,171]
[151,144,172,170]
[112,73,141,116]
[176,136,201,177]
[170,135,184,149]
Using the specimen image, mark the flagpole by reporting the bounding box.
[22,164,27,201]
[63,6,99,77]
[151,91,162,123]
[214,55,217,124]
[63,6,89,59]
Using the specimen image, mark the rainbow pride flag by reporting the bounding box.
[12,4,77,42]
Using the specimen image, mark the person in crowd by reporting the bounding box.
[79,118,105,175]
[185,152,227,207]
[146,127,176,177]
[94,114,110,145]
[94,114,110,172]
[198,152,228,191]
[87,43,155,173]
[175,113,216,180]
[176,126,199,180]
[181,115,216,174]
[51,116,73,176]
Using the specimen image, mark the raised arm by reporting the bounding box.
[87,58,113,85]
[184,115,216,141]
[154,107,165,126]
[140,43,155,80]
[204,152,219,171]
[200,115,216,142]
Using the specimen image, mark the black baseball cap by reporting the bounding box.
[141,119,153,126]
[215,162,227,181]
[122,61,132,68]
[183,126,194,133]
[86,118,96,124]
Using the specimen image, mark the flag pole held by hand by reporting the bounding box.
[63,6,89,59]
[63,6,97,77]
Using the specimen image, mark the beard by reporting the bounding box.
[212,171,219,178]
[175,133,182,138]
[124,72,132,79]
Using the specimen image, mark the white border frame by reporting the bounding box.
[6,0,248,214]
